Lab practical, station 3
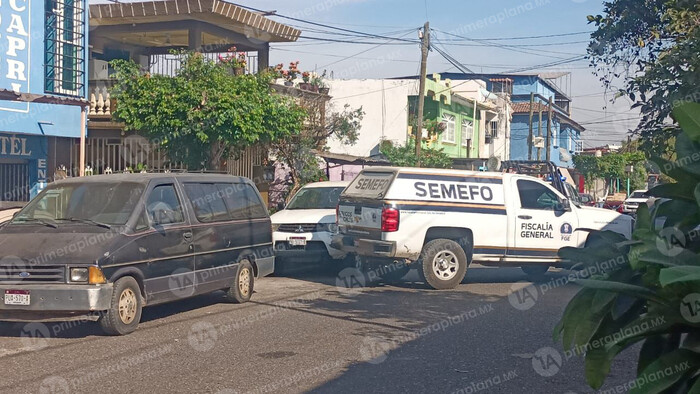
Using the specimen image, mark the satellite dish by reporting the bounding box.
[487,156,501,172]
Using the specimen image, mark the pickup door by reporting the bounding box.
[509,177,579,259]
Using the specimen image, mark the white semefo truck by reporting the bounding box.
[333,167,633,290]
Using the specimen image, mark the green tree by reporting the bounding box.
[587,0,700,156]
[270,103,364,201]
[380,139,453,169]
[110,52,306,170]
[555,103,700,393]
[573,151,648,192]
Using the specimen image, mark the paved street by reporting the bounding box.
[0,264,638,394]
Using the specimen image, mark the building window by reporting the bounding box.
[442,114,456,143]
[45,0,85,97]
[575,140,583,153]
[461,119,473,147]
[490,121,499,139]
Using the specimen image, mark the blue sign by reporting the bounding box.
[0,0,31,113]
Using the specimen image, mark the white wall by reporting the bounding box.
[324,79,419,157]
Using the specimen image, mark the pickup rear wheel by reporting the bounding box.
[419,239,468,290]
[98,276,143,336]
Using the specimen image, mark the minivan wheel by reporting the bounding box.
[226,259,254,304]
[419,239,468,290]
[99,276,143,336]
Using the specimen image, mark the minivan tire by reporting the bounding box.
[99,276,143,336]
[418,239,468,290]
[226,259,254,304]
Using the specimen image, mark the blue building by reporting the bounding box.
[434,73,585,168]
[0,0,88,208]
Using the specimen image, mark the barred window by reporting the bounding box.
[45,0,85,96]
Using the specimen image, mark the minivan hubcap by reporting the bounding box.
[239,268,251,296]
[432,251,458,281]
[119,288,137,324]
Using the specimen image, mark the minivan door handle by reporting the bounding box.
[518,215,533,220]
[183,232,193,242]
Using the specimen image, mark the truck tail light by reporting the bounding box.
[381,206,400,232]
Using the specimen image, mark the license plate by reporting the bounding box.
[4,290,30,306]
[289,237,307,247]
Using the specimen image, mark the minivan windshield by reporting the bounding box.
[287,187,345,210]
[630,191,648,199]
[11,182,145,226]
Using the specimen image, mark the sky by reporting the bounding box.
[248,0,639,148]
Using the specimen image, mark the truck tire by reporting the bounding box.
[98,276,143,336]
[418,239,468,290]
[225,259,254,304]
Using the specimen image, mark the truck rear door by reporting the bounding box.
[337,171,395,240]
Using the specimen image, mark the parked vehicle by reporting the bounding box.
[622,190,650,214]
[0,174,274,335]
[271,181,349,273]
[333,167,633,289]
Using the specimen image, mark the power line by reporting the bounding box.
[316,31,415,69]
[465,30,593,41]
[229,3,419,44]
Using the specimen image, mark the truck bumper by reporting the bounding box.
[0,284,113,322]
[332,235,397,258]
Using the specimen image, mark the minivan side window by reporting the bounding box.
[183,183,231,223]
[216,183,267,220]
[517,180,561,210]
[146,184,185,225]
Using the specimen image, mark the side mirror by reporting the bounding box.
[13,211,19,218]
[560,199,572,212]
[277,202,285,211]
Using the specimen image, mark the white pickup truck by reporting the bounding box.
[333,167,633,289]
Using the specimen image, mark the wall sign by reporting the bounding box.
[0,0,30,112]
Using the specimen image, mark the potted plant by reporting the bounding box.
[218,47,247,75]
[299,71,314,91]
[311,71,328,94]
[287,61,300,86]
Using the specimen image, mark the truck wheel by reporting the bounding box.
[226,259,254,304]
[419,239,468,290]
[98,276,143,336]
[521,266,549,280]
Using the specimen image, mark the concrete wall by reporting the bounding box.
[324,79,419,157]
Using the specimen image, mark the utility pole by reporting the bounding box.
[546,96,553,162]
[527,93,534,160]
[537,105,543,160]
[415,21,430,167]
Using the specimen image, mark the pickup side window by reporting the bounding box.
[146,184,185,225]
[517,180,561,211]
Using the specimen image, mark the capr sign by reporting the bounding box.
[0,0,30,95]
